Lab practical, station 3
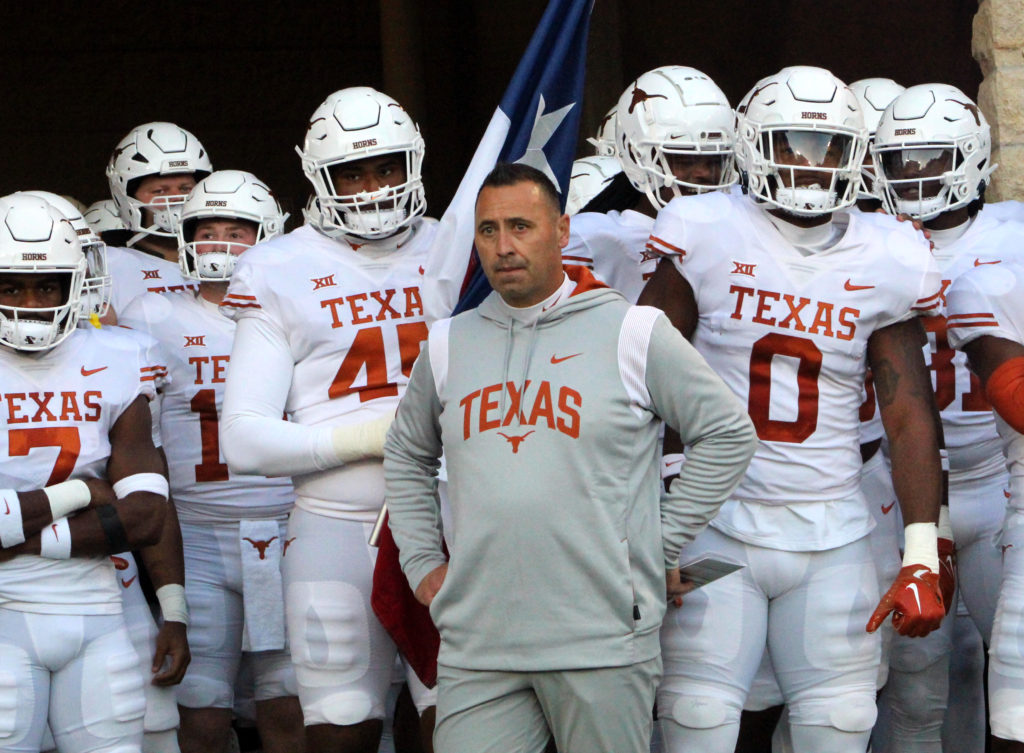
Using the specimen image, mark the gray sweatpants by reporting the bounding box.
[434,656,662,753]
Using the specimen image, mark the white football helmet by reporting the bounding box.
[298,87,425,240]
[0,194,87,350]
[566,156,623,215]
[106,122,212,238]
[849,78,906,201]
[84,199,127,235]
[615,66,737,208]
[737,66,867,216]
[586,107,618,157]
[871,84,994,221]
[177,170,287,281]
[20,191,110,319]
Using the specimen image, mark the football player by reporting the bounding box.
[119,170,303,753]
[871,83,1014,753]
[849,78,906,213]
[638,66,947,753]
[565,155,622,216]
[0,193,174,753]
[18,192,187,753]
[218,87,468,753]
[103,122,212,319]
[946,260,1024,753]
[562,65,738,303]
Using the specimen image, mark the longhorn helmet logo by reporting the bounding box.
[627,86,668,114]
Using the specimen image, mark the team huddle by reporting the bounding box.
[0,56,1022,753]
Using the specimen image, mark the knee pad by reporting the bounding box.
[664,694,738,730]
[300,688,380,726]
[790,692,876,732]
[177,670,233,711]
[249,649,298,702]
[990,688,1024,742]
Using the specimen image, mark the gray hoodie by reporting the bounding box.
[384,267,756,672]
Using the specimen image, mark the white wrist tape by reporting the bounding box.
[331,414,394,463]
[903,522,939,572]
[39,517,71,559]
[112,473,169,501]
[662,453,685,479]
[938,506,953,541]
[0,489,25,548]
[938,448,949,473]
[44,479,91,521]
[156,584,189,625]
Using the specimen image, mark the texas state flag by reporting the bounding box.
[371,0,593,688]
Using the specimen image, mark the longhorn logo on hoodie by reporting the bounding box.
[460,380,581,449]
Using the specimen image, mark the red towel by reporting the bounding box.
[370,512,441,688]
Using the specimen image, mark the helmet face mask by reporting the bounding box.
[0,195,87,351]
[738,66,867,217]
[298,87,426,241]
[177,170,287,282]
[872,84,993,221]
[616,66,738,209]
[106,122,212,240]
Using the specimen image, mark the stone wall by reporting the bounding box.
[974,0,1024,201]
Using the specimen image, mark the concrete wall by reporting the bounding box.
[974,0,1024,201]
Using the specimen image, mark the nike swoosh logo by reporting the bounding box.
[907,583,922,613]
[551,353,582,364]
[51,523,59,540]
[81,366,107,376]
[121,576,137,588]
[844,280,875,291]
[881,502,895,515]
[974,258,1001,266]
[2,499,8,515]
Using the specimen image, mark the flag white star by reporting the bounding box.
[516,94,575,192]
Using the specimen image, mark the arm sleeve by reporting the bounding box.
[220,315,341,477]
[383,342,447,591]
[643,314,758,567]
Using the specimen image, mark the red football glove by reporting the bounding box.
[937,536,956,615]
[866,565,945,637]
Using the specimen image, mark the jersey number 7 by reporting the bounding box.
[9,427,82,485]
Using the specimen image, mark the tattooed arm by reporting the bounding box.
[867,318,945,525]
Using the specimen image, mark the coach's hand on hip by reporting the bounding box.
[416,563,449,607]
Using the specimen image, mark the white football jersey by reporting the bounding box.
[648,191,939,550]
[562,210,656,303]
[0,327,160,614]
[925,214,1024,479]
[106,246,197,317]
[981,200,1024,224]
[221,220,446,520]
[947,260,1024,511]
[120,292,295,524]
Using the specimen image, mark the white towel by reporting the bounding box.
[239,520,286,652]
